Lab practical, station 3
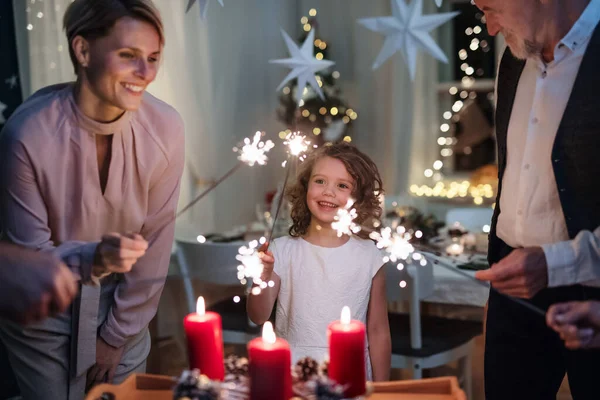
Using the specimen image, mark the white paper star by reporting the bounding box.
[0,101,7,124]
[358,0,459,80]
[269,28,335,104]
[5,75,18,89]
[186,0,223,19]
[435,0,443,7]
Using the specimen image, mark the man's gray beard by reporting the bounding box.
[506,33,543,60]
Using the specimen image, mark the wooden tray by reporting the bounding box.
[86,374,466,400]
[370,377,466,400]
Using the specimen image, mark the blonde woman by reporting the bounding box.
[0,1,185,398]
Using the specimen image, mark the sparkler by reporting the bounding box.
[369,226,416,263]
[415,247,545,317]
[265,132,312,249]
[175,132,274,220]
[283,131,311,160]
[235,237,276,295]
[331,199,362,237]
[330,209,545,317]
[235,131,276,167]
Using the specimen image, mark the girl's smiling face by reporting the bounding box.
[306,156,355,227]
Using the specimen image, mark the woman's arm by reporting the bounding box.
[246,247,280,325]
[367,267,391,381]
[0,129,100,284]
[0,128,144,285]
[98,121,185,349]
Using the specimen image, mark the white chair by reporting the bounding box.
[175,238,261,344]
[445,207,493,232]
[385,257,481,399]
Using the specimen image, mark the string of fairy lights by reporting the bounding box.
[411,11,496,206]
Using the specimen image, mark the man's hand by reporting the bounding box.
[547,301,600,349]
[0,243,77,324]
[475,247,548,298]
[86,336,125,389]
[93,233,148,276]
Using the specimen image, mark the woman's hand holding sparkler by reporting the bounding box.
[93,233,148,276]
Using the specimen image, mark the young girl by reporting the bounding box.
[247,142,391,381]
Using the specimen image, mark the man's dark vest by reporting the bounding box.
[489,26,600,264]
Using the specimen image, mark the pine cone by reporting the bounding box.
[220,378,250,400]
[173,369,220,400]
[294,357,320,382]
[224,355,249,381]
[318,358,329,377]
[315,378,345,400]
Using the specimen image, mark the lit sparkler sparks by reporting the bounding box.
[234,131,275,166]
[283,131,312,161]
[370,226,413,261]
[369,226,426,267]
[175,132,274,221]
[332,200,362,237]
[236,238,273,295]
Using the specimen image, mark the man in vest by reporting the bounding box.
[473,0,600,399]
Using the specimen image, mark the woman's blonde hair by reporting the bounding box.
[63,0,164,74]
[286,142,384,240]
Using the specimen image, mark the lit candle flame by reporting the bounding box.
[262,321,276,344]
[235,131,275,167]
[446,243,464,256]
[341,306,351,325]
[332,199,361,237]
[196,296,205,316]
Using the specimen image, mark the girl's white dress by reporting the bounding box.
[271,235,384,379]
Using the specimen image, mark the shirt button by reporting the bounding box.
[532,117,539,124]
[524,164,530,170]
[560,188,566,192]
[517,210,523,216]
[542,70,547,78]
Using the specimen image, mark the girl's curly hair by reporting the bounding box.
[286,142,384,239]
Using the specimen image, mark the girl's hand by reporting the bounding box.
[258,243,275,281]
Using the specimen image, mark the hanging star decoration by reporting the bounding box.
[435,0,443,7]
[270,28,335,104]
[358,0,459,80]
[5,75,18,90]
[0,101,7,124]
[185,0,224,19]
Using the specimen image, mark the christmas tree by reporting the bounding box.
[276,9,357,146]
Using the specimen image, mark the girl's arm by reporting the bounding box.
[246,247,280,325]
[367,267,391,381]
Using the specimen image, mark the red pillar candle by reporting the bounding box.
[247,322,292,400]
[183,296,225,381]
[328,306,367,398]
